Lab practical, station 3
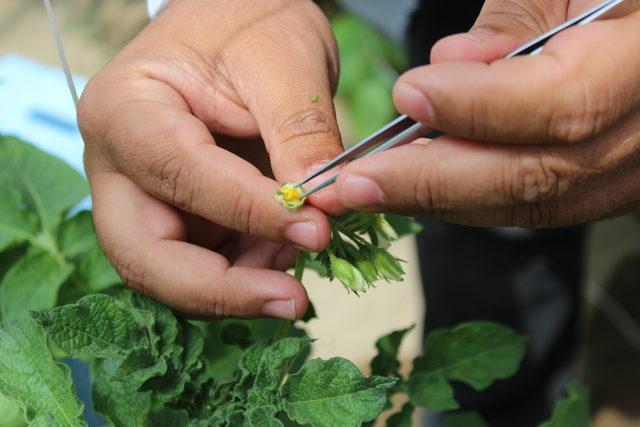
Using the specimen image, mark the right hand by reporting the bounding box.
[78,0,344,320]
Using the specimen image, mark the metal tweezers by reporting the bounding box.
[298,0,627,197]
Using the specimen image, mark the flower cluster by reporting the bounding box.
[314,212,406,295]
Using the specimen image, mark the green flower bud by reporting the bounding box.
[355,258,379,284]
[373,215,398,248]
[372,248,404,282]
[330,254,366,293]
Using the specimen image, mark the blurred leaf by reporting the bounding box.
[540,381,590,427]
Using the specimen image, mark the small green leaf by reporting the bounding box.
[112,348,167,386]
[371,325,415,377]
[35,293,148,358]
[57,211,96,259]
[245,405,284,427]
[408,322,527,412]
[281,357,397,427]
[0,137,88,234]
[386,402,414,427]
[384,214,424,237]
[0,318,86,426]
[444,412,488,427]
[540,381,590,427]
[0,250,73,320]
[92,358,152,427]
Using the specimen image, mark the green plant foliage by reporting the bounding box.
[539,382,590,427]
[0,137,120,320]
[0,318,85,426]
[371,325,415,377]
[0,137,544,425]
[0,391,25,427]
[281,358,397,427]
[407,322,528,412]
[386,402,414,427]
[331,14,407,139]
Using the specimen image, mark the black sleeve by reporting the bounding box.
[407,0,485,66]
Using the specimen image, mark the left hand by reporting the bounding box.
[334,0,640,228]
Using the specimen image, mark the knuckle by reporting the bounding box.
[149,149,196,212]
[548,80,609,143]
[105,243,147,294]
[413,161,437,215]
[509,151,569,205]
[202,278,232,318]
[275,108,340,148]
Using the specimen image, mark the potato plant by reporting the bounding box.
[0,136,588,426]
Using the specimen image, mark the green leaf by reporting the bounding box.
[92,358,152,427]
[408,322,527,412]
[0,137,88,234]
[111,348,167,386]
[0,318,85,426]
[281,358,397,427]
[245,405,284,427]
[384,214,423,238]
[444,412,488,427]
[35,293,148,358]
[57,211,96,259]
[540,381,590,427]
[371,325,415,377]
[128,292,179,358]
[182,323,205,372]
[0,250,73,319]
[0,178,37,252]
[386,402,414,427]
[248,338,312,405]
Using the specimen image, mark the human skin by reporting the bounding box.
[335,0,640,228]
[78,0,345,320]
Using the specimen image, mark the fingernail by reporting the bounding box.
[263,299,296,320]
[395,83,434,123]
[286,222,319,251]
[340,174,384,208]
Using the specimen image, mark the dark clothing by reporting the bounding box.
[407,2,586,426]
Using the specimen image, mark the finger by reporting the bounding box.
[335,136,585,214]
[80,80,330,252]
[227,7,345,214]
[91,170,308,319]
[430,0,566,64]
[393,12,640,144]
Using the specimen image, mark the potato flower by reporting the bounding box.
[275,183,307,210]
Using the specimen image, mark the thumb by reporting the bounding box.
[429,0,566,64]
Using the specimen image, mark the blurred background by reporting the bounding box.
[0,0,639,426]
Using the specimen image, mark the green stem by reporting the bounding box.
[274,252,306,341]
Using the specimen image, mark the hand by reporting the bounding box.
[334,0,640,228]
[78,0,343,319]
